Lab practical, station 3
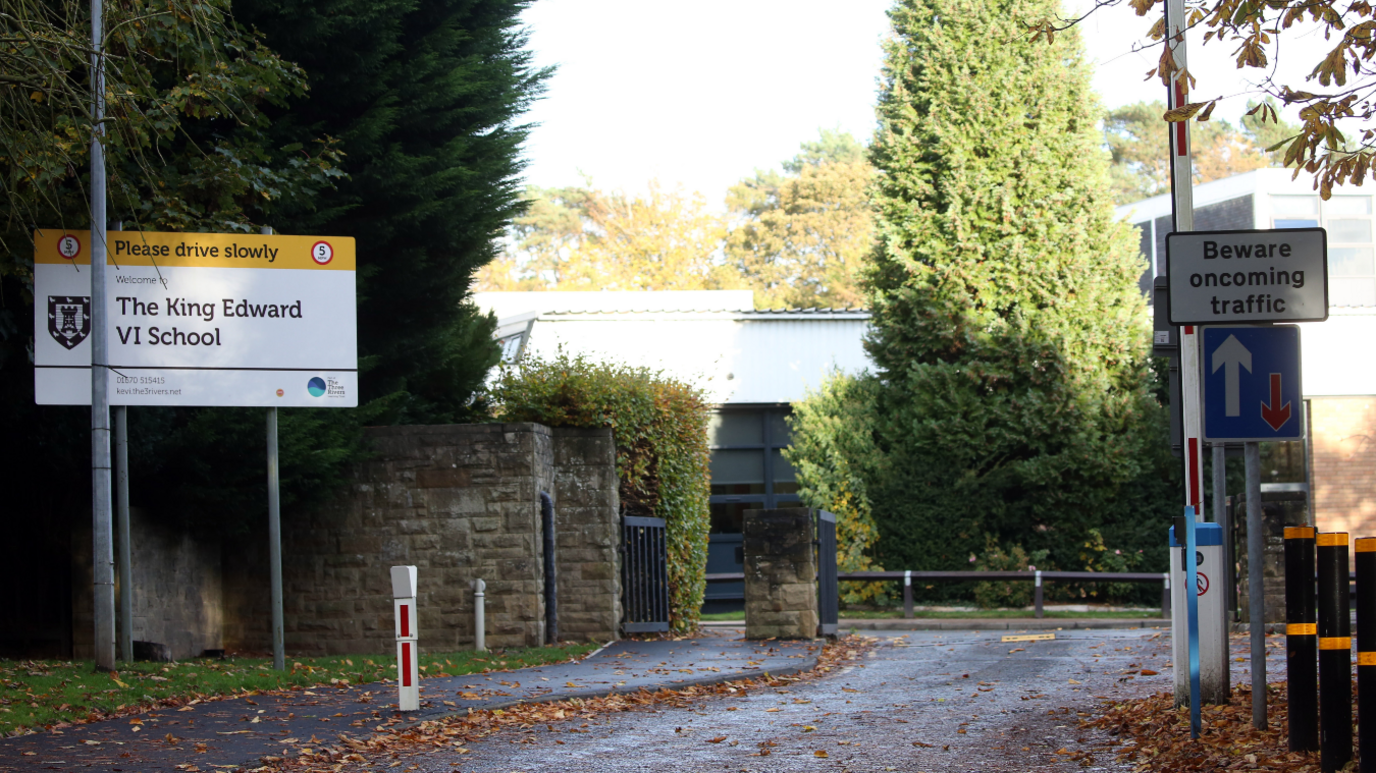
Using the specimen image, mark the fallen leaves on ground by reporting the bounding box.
[1087,681,1333,772]
[251,636,873,773]
[0,643,599,737]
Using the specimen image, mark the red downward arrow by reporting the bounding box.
[1261,373,1291,430]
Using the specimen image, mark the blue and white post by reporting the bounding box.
[1171,508,1230,723]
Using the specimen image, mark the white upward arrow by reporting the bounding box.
[1211,334,1253,417]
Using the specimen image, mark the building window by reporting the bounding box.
[1273,193,1375,306]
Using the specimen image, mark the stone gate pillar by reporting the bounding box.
[743,508,817,640]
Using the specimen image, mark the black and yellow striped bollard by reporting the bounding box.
[1318,531,1352,773]
[1286,526,1318,752]
[1356,537,1376,773]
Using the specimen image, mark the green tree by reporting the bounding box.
[1033,0,1375,195]
[726,130,873,309]
[1,0,340,278]
[480,181,739,292]
[784,371,889,604]
[0,0,348,537]
[235,0,548,424]
[863,0,1162,574]
[2,0,549,539]
[1105,98,1304,204]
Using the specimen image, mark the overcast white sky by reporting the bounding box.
[517,0,1334,201]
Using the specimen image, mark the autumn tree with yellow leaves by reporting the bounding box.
[479,181,739,292]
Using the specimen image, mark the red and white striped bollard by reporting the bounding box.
[391,565,420,711]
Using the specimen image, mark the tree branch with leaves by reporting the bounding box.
[1030,0,1376,197]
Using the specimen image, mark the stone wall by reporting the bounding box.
[743,508,817,640]
[222,423,620,656]
[552,428,622,642]
[71,510,223,661]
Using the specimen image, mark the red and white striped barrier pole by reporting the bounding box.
[391,565,419,711]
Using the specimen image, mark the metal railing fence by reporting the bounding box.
[706,569,1172,619]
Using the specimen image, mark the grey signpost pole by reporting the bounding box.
[263,225,285,672]
[89,0,116,673]
[1245,441,1266,728]
[115,404,132,661]
[112,222,132,663]
[1212,442,1229,692]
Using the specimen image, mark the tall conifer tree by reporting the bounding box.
[864,0,1161,571]
[235,0,548,422]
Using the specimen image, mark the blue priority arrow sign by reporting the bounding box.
[1201,326,1304,442]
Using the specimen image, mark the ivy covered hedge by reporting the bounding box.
[489,352,712,631]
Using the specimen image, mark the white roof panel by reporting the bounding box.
[521,311,873,405]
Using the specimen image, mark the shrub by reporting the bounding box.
[489,351,711,631]
[972,539,1049,609]
[784,371,889,605]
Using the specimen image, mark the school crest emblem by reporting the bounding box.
[48,295,91,350]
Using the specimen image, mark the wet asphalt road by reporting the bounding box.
[398,627,1179,773]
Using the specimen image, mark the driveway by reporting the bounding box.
[389,627,1175,772]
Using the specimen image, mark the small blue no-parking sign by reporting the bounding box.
[1201,326,1304,442]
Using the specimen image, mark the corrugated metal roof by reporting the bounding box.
[520,310,873,405]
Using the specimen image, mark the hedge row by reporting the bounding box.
[489,352,712,631]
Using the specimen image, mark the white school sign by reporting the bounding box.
[34,229,357,407]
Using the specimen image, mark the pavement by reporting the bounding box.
[0,633,818,772]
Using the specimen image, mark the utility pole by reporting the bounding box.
[89,0,116,673]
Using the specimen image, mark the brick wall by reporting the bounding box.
[1310,396,1376,538]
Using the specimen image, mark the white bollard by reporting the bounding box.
[1169,523,1228,705]
[391,565,419,711]
[472,578,486,652]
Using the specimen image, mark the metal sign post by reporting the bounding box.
[262,225,285,672]
[1245,440,1266,728]
[115,403,132,661]
[110,222,132,664]
[88,0,116,674]
[1201,326,1304,729]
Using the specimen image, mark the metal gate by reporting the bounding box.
[622,515,670,633]
[816,510,838,636]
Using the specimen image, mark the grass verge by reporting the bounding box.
[0,642,599,737]
[700,609,1164,621]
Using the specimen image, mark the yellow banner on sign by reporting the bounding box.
[1001,633,1056,643]
[33,229,356,271]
